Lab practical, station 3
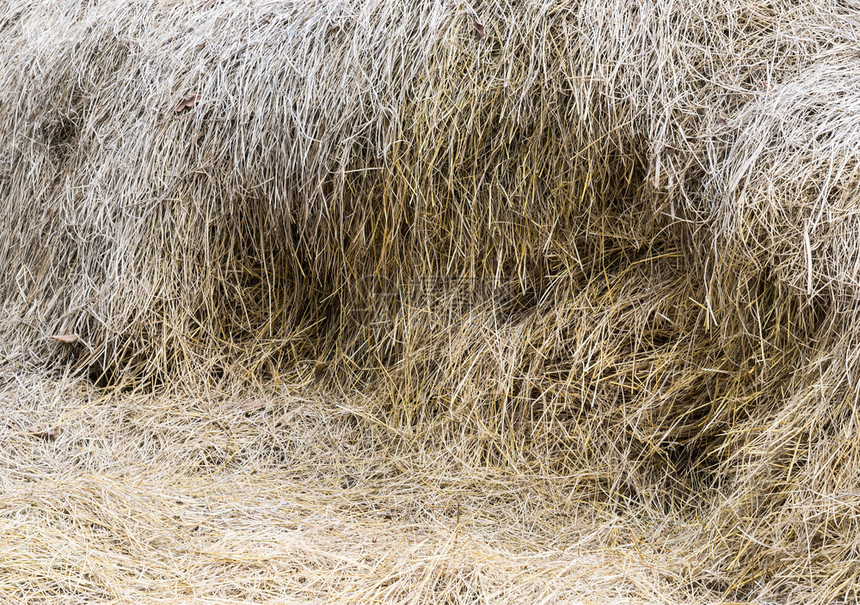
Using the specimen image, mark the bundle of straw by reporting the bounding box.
[3,0,860,600]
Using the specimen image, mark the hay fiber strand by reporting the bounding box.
[2,0,860,601]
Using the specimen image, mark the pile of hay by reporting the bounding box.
[3,0,860,601]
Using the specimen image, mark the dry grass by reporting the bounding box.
[1,370,724,604]
[3,0,860,602]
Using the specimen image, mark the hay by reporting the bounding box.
[2,0,860,601]
[0,370,722,603]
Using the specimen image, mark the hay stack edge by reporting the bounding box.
[3,0,860,602]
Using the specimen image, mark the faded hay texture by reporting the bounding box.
[3,0,860,602]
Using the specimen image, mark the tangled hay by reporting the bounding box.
[1,371,725,603]
[3,0,860,601]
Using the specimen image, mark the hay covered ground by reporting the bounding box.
[0,371,722,603]
[3,0,860,602]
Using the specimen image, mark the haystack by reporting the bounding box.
[2,0,860,601]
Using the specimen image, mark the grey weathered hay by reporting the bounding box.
[3,0,860,601]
